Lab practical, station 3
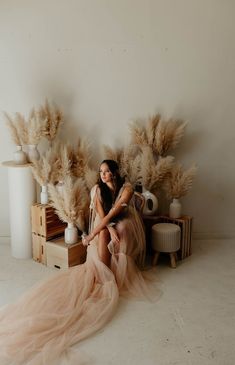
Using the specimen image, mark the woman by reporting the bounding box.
[0,160,154,365]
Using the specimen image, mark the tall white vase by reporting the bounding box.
[40,185,48,204]
[169,198,182,219]
[64,222,78,245]
[13,145,27,164]
[27,144,40,162]
[142,187,158,215]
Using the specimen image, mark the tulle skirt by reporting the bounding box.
[0,208,158,365]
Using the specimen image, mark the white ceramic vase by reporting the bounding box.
[40,185,48,204]
[27,144,40,162]
[142,187,158,215]
[64,222,78,245]
[13,145,27,164]
[169,198,182,219]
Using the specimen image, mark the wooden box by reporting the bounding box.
[32,233,47,265]
[31,203,66,239]
[143,215,193,259]
[46,237,87,270]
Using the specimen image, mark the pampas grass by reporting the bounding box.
[4,112,21,145]
[39,99,63,143]
[31,148,57,186]
[71,137,90,178]
[52,143,73,182]
[155,118,187,156]
[48,176,89,232]
[4,110,47,146]
[140,146,174,193]
[163,163,197,199]
[129,114,187,156]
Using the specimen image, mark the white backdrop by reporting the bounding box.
[0,0,235,239]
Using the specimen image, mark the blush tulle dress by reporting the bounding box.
[0,184,156,365]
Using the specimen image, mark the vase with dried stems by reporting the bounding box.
[38,99,63,146]
[31,148,58,204]
[48,176,89,244]
[4,112,27,164]
[163,163,197,218]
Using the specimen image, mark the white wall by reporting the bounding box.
[0,0,235,238]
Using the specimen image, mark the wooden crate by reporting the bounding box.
[31,203,66,239]
[46,237,87,270]
[32,233,47,265]
[143,215,193,259]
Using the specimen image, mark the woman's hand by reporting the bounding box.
[82,234,93,246]
[108,226,120,244]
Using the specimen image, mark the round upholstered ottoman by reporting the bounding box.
[151,223,181,268]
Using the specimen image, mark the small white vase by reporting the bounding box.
[169,198,182,219]
[142,188,158,216]
[13,145,27,164]
[64,222,78,245]
[27,144,40,162]
[40,185,48,204]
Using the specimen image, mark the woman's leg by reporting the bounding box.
[98,228,111,267]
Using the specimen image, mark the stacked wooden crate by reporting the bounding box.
[31,203,87,269]
[31,203,66,264]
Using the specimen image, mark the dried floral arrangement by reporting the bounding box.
[48,176,89,233]
[4,110,47,145]
[163,163,197,199]
[129,114,187,157]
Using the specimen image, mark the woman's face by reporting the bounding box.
[99,163,113,184]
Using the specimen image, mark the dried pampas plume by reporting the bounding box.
[4,112,21,145]
[52,143,73,182]
[39,99,63,143]
[154,119,187,156]
[48,176,89,232]
[163,163,197,199]
[31,148,57,186]
[140,146,174,193]
[27,111,47,145]
[71,137,91,178]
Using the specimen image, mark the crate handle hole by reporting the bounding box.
[54,265,61,269]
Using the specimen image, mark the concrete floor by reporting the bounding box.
[0,238,235,365]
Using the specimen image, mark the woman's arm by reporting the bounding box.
[83,184,133,245]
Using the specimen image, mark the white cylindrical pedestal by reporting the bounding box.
[2,161,36,259]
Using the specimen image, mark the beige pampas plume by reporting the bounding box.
[27,111,47,145]
[71,137,90,178]
[154,118,187,156]
[53,143,73,182]
[145,114,161,147]
[4,112,21,145]
[31,148,56,186]
[84,167,98,190]
[48,176,89,232]
[140,146,174,193]
[15,113,29,144]
[128,121,148,146]
[163,162,197,199]
[39,99,63,143]
[103,145,123,163]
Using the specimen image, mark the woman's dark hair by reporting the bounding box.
[98,159,125,214]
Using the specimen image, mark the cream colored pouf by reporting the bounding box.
[151,223,181,268]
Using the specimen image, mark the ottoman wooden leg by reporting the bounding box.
[170,252,177,268]
[152,251,160,266]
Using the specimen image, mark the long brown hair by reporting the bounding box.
[98,160,125,214]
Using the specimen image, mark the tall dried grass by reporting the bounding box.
[163,163,197,199]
